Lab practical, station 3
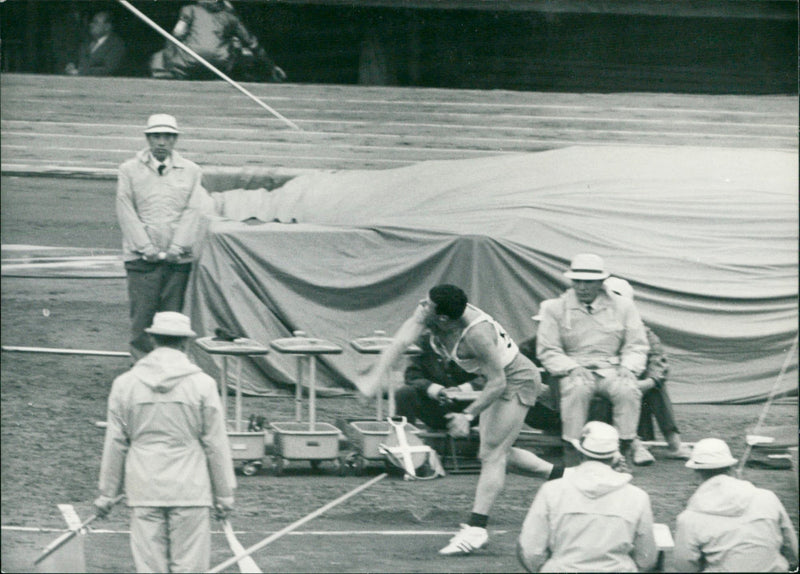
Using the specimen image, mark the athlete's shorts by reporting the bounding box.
[500,353,544,407]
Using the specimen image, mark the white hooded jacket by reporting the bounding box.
[98,347,236,507]
[518,460,657,572]
[674,474,798,572]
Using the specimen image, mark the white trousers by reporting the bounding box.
[559,367,642,441]
[130,506,210,573]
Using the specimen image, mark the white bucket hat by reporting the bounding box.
[685,438,738,469]
[604,276,634,300]
[564,253,610,281]
[144,113,180,134]
[145,312,196,337]
[572,421,620,459]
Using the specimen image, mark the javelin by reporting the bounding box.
[208,473,388,573]
[117,0,301,131]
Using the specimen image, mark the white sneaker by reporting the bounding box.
[438,524,488,555]
[633,444,655,466]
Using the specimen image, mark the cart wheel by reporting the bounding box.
[335,457,348,476]
[354,456,365,475]
[272,456,284,476]
[242,462,259,477]
[310,460,322,471]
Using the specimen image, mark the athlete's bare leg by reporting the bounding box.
[471,395,533,514]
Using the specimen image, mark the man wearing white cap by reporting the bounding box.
[536,253,648,468]
[117,114,206,360]
[94,312,236,572]
[517,421,657,572]
[674,438,798,572]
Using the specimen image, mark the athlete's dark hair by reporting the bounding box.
[429,284,468,319]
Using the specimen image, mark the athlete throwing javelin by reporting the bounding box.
[358,284,555,555]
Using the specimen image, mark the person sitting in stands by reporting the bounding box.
[600,277,692,465]
[150,0,285,82]
[66,10,126,76]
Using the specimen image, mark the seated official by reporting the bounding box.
[588,277,692,465]
[537,254,648,468]
[395,335,484,430]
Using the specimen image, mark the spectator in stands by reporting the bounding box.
[357,284,551,555]
[94,312,236,572]
[517,421,657,572]
[51,4,85,75]
[66,10,126,76]
[602,277,692,465]
[117,114,206,360]
[150,0,286,82]
[536,253,648,468]
[674,438,798,572]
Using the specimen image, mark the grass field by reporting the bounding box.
[1,76,797,572]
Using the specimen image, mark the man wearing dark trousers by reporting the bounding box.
[395,335,484,430]
[117,114,206,361]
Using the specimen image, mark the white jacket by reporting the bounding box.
[98,347,236,507]
[518,460,657,572]
[674,474,798,572]
[116,149,205,262]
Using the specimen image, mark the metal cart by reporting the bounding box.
[195,336,270,476]
[343,332,421,473]
[268,331,344,474]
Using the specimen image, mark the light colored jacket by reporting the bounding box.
[518,460,657,572]
[536,291,649,376]
[98,347,236,507]
[674,474,798,572]
[116,149,205,262]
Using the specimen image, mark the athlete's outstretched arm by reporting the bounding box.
[354,302,428,397]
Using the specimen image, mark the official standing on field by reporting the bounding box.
[117,114,206,361]
[94,312,236,573]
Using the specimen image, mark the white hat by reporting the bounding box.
[571,421,620,459]
[145,312,196,337]
[604,276,634,300]
[144,114,180,134]
[564,253,610,281]
[686,438,738,469]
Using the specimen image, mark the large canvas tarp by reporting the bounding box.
[186,145,798,404]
